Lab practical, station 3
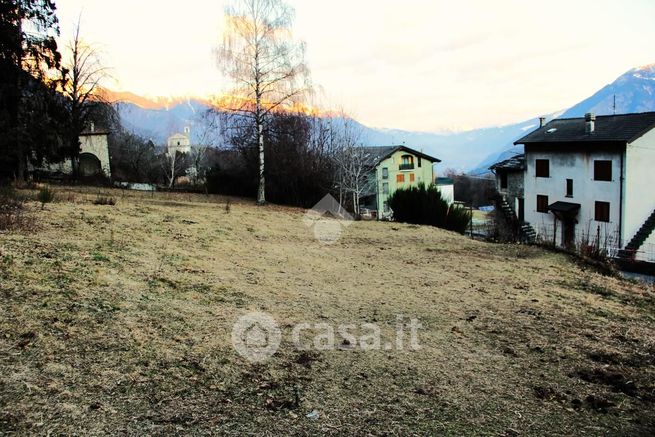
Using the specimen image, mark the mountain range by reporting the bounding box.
[110,63,655,174]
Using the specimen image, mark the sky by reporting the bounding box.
[55,0,655,132]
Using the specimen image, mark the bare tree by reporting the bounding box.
[188,111,224,186]
[217,0,310,204]
[331,116,374,216]
[108,130,157,182]
[162,149,191,189]
[61,16,109,176]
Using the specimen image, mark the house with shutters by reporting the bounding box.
[511,112,655,262]
[358,146,444,219]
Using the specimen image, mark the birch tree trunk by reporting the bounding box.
[256,94,266,204]
[217,0,309,206]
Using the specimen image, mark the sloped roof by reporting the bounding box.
[168,133,189,140]
[80,130,109,136]
[489,154,525,172]
[360,146,398,167]
[359,145,441,167]
[548,201,581,216]
[436,177,454,185]
[515,112,655,145]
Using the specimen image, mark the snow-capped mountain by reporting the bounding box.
[561,64,655,117]
[469,63,655,174]
[116,98,210,144]
[110,64,655,173]
[112,97,545,171]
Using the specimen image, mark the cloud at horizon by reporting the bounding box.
[55,0,655,132]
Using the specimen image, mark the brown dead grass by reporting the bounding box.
[0,186,654,435]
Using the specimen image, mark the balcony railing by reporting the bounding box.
[398,163,415,170]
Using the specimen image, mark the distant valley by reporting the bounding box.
[111,64,655,173]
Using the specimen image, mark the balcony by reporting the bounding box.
[398,163,415,171]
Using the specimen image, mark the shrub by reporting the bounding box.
[92,196,116,206]
[0,185,25,230]
[387,183,471,234]
[37,186,55,209]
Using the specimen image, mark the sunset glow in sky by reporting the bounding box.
[56,0,655,131]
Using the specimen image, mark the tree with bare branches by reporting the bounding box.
[162,149,190,189]
[60,17,109,177]
[217,0,310,204]
[330,116,374,216]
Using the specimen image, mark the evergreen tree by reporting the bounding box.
[0,0,62,181]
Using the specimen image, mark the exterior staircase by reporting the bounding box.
[519,222,537,243]
[618,209,655,260]
[495,195,536,244]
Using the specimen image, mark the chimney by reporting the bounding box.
[539,117,546,128]
[585,113,596,133]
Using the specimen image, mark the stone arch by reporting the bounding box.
[79,153,102,177]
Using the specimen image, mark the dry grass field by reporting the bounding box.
[1,186,654,436]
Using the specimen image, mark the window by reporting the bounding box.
[535,159,550,178]
[382,182,389,195]
[418,157,422,168]
[399,155,415,170]
[382,167,389,179]
[594,160,612,181]
[383,202,390,213]
[396,174,405,183]
[537,195,549,213]
[595,201,610,222]
[566,179,573,197]
[409,173,415,183]
[500,173,508,189]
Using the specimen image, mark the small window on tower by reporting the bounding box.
[566,179,573,197]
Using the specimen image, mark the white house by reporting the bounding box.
[514,112,655,262]
[436,177,455,205]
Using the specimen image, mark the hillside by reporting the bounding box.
[562,64,655,118]
[108,64,655,173]
[1,187,654,435]
[471,64,655,174]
